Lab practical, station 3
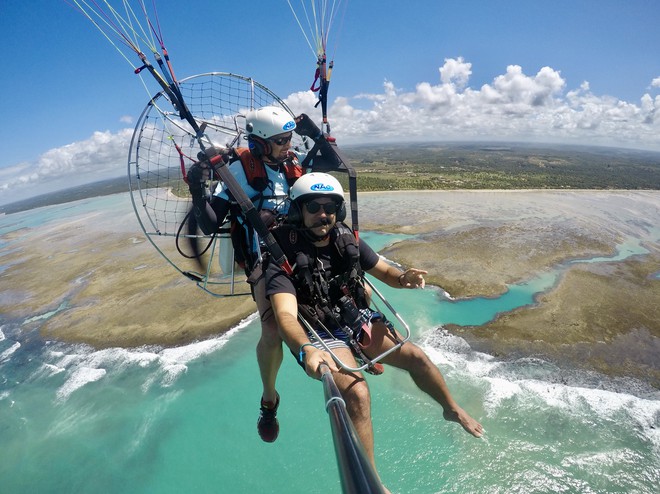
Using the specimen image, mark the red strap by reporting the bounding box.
[173,142,190,183]
[310,68,321,92]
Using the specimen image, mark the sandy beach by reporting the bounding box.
[1,190,658,387]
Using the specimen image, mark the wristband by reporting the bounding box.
[398,273,406,286]
[299,343,315,363]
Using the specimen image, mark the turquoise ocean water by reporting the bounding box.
[1,194,659,493]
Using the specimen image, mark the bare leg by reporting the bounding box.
[369,322,483,438]
[329,349,374,461]
[254,277,283,404]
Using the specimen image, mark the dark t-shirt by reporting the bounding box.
[266,236,380,298]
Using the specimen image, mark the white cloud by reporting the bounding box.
[483,65,565,107]
[2,58,659,206]
[323,58,660,149]
[282,90,320,116]
[120,115,134,124]
[0,129,132,204]
[439,56,472,89]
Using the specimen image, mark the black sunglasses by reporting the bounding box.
[305,200,338,214]
[269,133,293,146]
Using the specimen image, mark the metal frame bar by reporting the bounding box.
[299,277,411,372]
[319,363,385,494]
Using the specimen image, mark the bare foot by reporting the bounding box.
[443,407,484,438]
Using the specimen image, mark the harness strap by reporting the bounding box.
[227,148,304,272]
[276,224,373,352]
[236,147,303,191]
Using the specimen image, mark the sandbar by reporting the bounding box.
[1,190,658,388]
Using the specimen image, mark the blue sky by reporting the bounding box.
[1,0,659,204]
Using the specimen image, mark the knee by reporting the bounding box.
[343,379,371,419]
[259,317,282,345]
[401,343,434,373]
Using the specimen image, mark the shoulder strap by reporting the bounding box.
[272,225,308,268]
[236,147,269,192]
[281,151,305,186]
[237,148,304,190]
[329,223,368,309]
[272,225,318,301]
[330,223,360,273]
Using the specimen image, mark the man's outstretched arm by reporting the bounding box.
[367,258,428,289]
[270,292,338,378]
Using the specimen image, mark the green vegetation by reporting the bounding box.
[333,142,660,191]
[2,143,659,215]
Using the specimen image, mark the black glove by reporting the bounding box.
[294,113,322,140]
[196,145,228,162]
[187,161,210,197]
[192,146,233,189]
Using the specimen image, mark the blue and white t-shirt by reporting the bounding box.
[214,150,310,260]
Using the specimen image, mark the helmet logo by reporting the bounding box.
[310,183,334,192]
[283,121,296,131]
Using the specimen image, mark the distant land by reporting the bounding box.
[0,176,133,215]
[345,141,660,192]
[2,142,659,214]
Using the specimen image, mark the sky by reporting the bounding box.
[1,0,660,205]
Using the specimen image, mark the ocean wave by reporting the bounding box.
[50,312,258,402]
[0,341,21,363]
[421,327,495,374]
[127,389,182,455]
[420,327,660,454]
[38,363,67,378]
[56,366,107,402]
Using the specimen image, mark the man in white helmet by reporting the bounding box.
[187,107,338,443]
[265,172,483,483]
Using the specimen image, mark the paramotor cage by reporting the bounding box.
[127,72,310,296]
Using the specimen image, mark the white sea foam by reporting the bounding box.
[48,349,83,369]
[0,327,5,342]
[41,363,66,376]
[154,314,256,388]
[561,447,643,482]
[56,367,107,401]
[420,327,660,454]
[0,341,20,363]
[127,389,182,455]
[421,328,498,376]
[158,339,224,386]
[51,312,258,401]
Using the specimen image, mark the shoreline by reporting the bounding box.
[1,190,658,388]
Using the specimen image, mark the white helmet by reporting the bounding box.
[289,172,344,202]
[245,106,296,139]
[288,173,346,225]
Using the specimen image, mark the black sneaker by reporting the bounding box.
[257,393,280,443]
